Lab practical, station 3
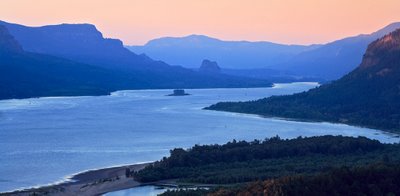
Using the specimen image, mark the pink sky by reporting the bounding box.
[1,0,400,45]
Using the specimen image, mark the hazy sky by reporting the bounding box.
[1,0,400,45]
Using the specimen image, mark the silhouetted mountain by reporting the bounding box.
[0,25,138,99]
[128,23,400,81]
[279,22,400,80]
[127,34,319,69]
[207,29,400,132]
[0,21,272,96]
[199,59,221,74]
[0,20,165,71]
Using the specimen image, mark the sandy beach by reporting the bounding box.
[2,163,151,196]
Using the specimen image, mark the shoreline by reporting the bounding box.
[0,82,317,102]
[0,83,280,101]
[2,162,152,196]
[205,109,400,140]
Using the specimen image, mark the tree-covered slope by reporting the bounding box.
[209,163,400,196]
[134,135,399,184]
[207,29,400,132]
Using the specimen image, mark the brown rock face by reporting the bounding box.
[359,28,400,70]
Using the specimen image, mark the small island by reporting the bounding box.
[167,89,190,96]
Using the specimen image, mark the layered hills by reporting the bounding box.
[0,21,271,99]
[129,23,400,80]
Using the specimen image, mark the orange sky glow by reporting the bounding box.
[1,0,400,45]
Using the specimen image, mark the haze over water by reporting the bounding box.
[0,83,398,192]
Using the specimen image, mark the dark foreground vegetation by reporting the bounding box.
[160,162,400,196]
[135,135,400,186]
[213,163,400,196]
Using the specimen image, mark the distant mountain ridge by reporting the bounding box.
[128,23,400,80]
[282,22,400,80]
[207,28,400,132]
[128,34,319,69]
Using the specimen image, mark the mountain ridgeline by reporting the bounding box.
[207,29,400,132]
[128,34,316,69]
[0,21,152,71]
[281,22,400,80]
[129,23,400,80]
[0,21,272,100]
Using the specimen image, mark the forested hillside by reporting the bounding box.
[135,136,399,184]
[207,29,400,133]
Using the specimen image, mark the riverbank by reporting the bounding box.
[5,83,394,193]
[2,163,151,196]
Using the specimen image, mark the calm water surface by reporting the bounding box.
[0,83,398,192]
[105,186,172,196]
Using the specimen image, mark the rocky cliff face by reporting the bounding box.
[0,25,23,53]
[199,59,221,74]
[0,21,123,55]
[359,29,400,70]
[343,28,400,83]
